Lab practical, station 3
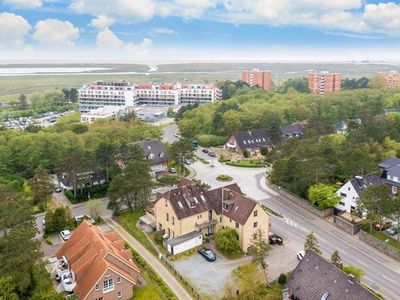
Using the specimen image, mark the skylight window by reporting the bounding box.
[178,201,183,209]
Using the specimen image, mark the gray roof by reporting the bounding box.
[350,173,382,196]
[137,140,168,164]
[286,251,379,300]
[231,128,273,150]
[166,230,201,246]
[378,157,400,169]
[281,123,304,136]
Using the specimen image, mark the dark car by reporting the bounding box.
[198,248,216,262]
[202,148,209,153]
[208,151,216,158]
[269,234,283,245]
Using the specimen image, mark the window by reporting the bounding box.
[253,222,258,228]
[348,187,350,191]
[236,222,239,228]
[340,193,347,197]
[117,292,122,298]
[103,279,114,293]
[339,201,345,206]
[95,284,100,291]
[166,213,169,222]
[96,298,104,300]
[116,277,121,284]
[253,210,258,217]
[392,186,398,194]
[172,216,175,225]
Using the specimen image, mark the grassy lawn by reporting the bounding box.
[194,154,210,164]
[261,204,284,219]
[216,174,233,182]
[369,228,400,251]
[132,281,173,300]
[226,159,265,168]
[118,210,158,255]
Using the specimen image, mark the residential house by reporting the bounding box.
[284,250,379,300]
[281,124,304,141]
[154,179,269,254]
[335,173,381,213]
[137,140,169,177]
[224,128,273,154]
[54,221,140,300]
[336,156,400,213]
[58,171,107,191]
[335,120,348,135]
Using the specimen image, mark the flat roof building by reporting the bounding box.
[78,81,221,112]
[376,71,400,89]
[308,72,341,94]
[242,70,272,90]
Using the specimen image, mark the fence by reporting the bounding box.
[268,183,334,218]
[160,255,203,300]
[334,214,363,235]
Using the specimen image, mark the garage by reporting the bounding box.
[165,230,203,255]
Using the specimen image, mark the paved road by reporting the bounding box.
[190,160,400,300]
[162,123,179,143]
[106,218,192,300]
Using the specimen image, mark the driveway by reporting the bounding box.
[172,249,251,298]
[41,234,64,258]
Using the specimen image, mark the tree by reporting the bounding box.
[260,146,269,156]
[248,228,271,284]
[72,124,89,134]
[389,195,400,241]
[243,149,250,158]
[331,250,342,267]
[343,265,365,282]
[357,184,391,233]
[215,228,241,255]
[18,94,28,110]
[85,199,105,219]
[308,183,340,210]
[169,140,193,173]
[304,232,321,254]
[95,142,115,180]
[28,166,54,204]
[44,206,73,235]
[107,147,152,214]
[119,111,137,122]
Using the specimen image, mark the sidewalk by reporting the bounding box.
[105,218,192,300]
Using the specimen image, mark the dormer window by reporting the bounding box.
[160,152,164,158]
[149,153,154,160]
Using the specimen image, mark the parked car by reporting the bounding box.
[184,159,192,165]
[297,250,305,261]
[375,221,392,231]
[74,214,95,224]
[55,186,63,193]
[198,248,216,262]
[168,167,177,174]
[269,233,283,245]
[60,230,71,241]
[208,151,216,158]
[42,219,46,230]
[202,148,209,153]
[386,226,398,236]
[173,133,181,139]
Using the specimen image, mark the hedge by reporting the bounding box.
[197,134,227,147]
[64,183,109,204]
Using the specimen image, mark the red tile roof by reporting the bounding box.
[56,221,139,300]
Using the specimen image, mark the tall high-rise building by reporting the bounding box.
[242,70,272,90]
[308,72,341,94]
[376,71,400,89]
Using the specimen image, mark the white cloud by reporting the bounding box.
[33,19,80,46]
[96,27,153,52]
[0,12,31,47]
[363,2,400,36]
[3,0,42,9]
[153,27,175,35]
[71,0,155,22]
[174,0,218,18]
[90,15,114,30]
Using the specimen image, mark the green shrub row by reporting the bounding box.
[64,183,109,204]
[197,134,227,147]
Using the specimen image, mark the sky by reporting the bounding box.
[1,0,400,62]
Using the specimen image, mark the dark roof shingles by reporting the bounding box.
[231,129,273,150]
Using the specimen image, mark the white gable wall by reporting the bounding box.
[335,181,360,213]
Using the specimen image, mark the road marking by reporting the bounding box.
[382,274,396,284]
[355,259,368,267]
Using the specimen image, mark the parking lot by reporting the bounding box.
[172,236,301,298]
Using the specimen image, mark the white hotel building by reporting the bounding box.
[78,81,221,112]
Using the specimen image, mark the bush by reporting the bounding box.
[343,265,365,282]
[243,150,250,158]
[278,273,287,285]
[45,236,53,245]
[156,175,181,186]
[260,147,269,156]
[197,134,227,147]
[64,183,109,204]
[215,228,241,255]
[216,174,233,182]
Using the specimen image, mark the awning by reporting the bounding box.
[139,214,155,226]
[195,219,218,229]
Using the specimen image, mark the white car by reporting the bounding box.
[60,230,71,241]
[297,250,305,261]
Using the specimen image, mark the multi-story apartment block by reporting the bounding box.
[154,179,269,254]
[308,72,341,94]
[78,81,221,112]
[242,69,272,90]
[377,71,400,89]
